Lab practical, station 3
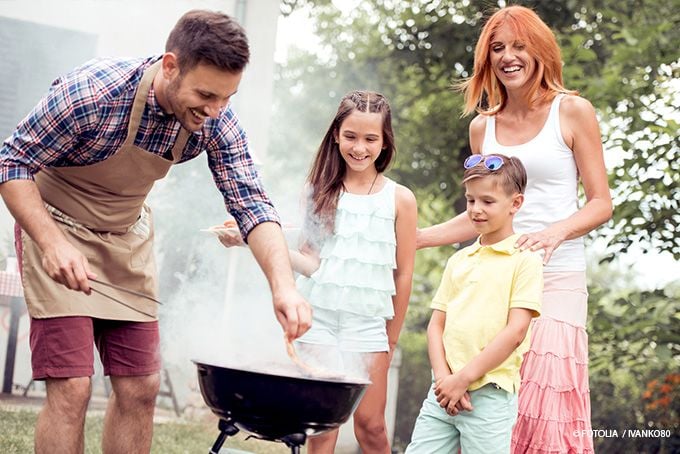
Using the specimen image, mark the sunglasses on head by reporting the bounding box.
[463,154,504,171]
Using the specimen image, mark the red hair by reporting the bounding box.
[459,5,577,116]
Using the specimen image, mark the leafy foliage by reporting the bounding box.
[268,0,680,449]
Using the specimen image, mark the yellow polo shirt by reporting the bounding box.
[431,234,543,393]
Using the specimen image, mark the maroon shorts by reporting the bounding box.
[29,316,161,380]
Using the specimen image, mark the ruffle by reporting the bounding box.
[320,237,396,267]
[297,278,395,317]
[333,209,396,243]
[519,351,589,392]
[512,317,593,453]
[308,257,395,292]
[527,317,589,362]
[516,381,591,422]
[337,191,395,219]
[297,180,396,318]
[512,415,594,453]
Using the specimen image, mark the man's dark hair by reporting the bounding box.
[166,10,249,73]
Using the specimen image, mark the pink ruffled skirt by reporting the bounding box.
[511,271,594,453]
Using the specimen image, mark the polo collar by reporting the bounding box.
[466,233,521,256]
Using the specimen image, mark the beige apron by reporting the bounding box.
[22,60,189,321]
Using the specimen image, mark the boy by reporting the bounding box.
[406,154,543,453]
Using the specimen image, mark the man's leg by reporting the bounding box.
[35,377,91,454]
[102,374,161,453]
[96,319,161,454]
[30,317,95,454]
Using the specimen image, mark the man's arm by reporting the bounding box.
[245,221,312,340]
[0,180,95,292]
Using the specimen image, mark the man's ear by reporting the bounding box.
[510,193,524,214]
[161,52,180,79]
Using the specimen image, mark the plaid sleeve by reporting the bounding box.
[206,107,280,241]
[0,71,99,183]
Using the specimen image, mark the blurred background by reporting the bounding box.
[0,0,678,452]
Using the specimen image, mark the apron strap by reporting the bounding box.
[123,60,162,147]
[123,59,190,163]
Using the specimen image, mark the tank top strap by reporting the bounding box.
[547,93,567,145]
[482,114,498,150]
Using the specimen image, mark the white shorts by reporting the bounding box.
[297,306,389,353]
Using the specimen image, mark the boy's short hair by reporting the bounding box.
[462,154,527,195]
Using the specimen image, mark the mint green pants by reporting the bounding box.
[406,383,518,454]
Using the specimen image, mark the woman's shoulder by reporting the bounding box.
[559,94,596,119]
[469,114,488,134]
[469,114,488,153]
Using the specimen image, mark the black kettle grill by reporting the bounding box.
[194,360,369,453]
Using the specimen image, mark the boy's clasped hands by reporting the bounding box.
[434,373,474,416]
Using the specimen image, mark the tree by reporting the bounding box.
[269,0,680,448]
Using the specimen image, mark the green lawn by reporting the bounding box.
[0,408,292,453]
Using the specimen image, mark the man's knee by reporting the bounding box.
[111,374,161,409]
[45,377,92,420]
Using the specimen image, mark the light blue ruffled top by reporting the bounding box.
[296,178,397,318]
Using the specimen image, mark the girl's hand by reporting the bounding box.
[514,224,568,265]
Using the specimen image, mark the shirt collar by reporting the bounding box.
[466,233,521,256]
[146,86,174,121]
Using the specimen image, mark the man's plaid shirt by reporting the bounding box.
[0,56,279,236]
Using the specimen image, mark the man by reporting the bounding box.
[0,10,311,453]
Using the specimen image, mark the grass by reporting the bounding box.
[0,408,293,453]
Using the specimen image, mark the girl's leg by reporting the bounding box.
[306,428,340,454]
[353,352,391,454]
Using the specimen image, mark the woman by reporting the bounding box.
[417,6,612,453]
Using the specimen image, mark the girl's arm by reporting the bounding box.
[289,241,320,277]
[386,184,417,354]
[515,96,613,263]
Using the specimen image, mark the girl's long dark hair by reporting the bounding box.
[307,90,395,233]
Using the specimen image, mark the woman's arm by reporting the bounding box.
[416,212,478,249]
[515,96,613,263]
[416,116,485,250]
[386,185,417,353]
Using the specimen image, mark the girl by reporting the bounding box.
[291,90,417,454]
[417,6,612,454]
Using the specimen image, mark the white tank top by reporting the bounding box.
[482,94,585,272]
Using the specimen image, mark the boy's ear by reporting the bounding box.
[510,193,524,214]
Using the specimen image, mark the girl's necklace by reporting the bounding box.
[367,173,379,195]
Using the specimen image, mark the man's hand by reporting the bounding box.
[42,237,97,294]
[273,286,312,341]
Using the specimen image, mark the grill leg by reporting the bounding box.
[209,431,227,454]
[282,433,306,454]
[209,420,239,454]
